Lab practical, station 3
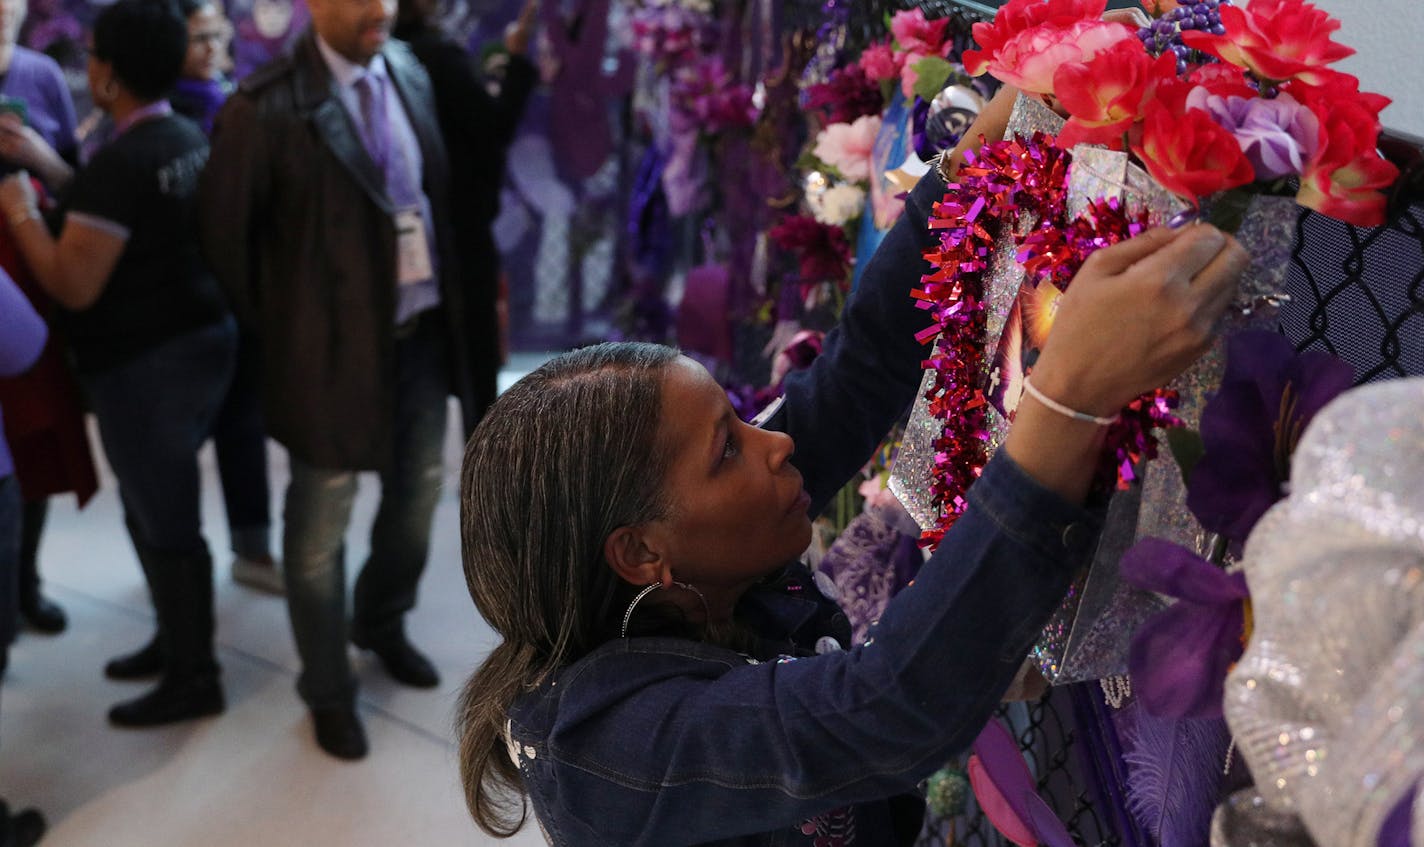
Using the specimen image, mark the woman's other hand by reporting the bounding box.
[1032,224,1247,417]
[0,114,73,191]
[941,83,1019,180]
[504,0,539,56]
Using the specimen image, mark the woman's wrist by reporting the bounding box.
[1022,353,1131,420]
[1021,378,1120,427]
[1004,396,1106,505]
[6,203,38,228]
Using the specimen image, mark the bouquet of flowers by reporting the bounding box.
[889,0,1398,686]
[963,0,1398,227]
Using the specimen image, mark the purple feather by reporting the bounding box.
[1117,699,1231,847]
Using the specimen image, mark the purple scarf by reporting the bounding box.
[171,77,232,136]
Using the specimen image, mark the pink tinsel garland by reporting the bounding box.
[914,135,1181,548]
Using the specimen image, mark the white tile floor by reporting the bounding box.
[0,355,554,846]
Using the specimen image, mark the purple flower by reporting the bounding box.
[1186,90,1322,179]
[1123,538,1250,719]
[1185,330,1354,552]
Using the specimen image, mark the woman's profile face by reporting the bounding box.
[183,4,231,80]
[649,357,813,603]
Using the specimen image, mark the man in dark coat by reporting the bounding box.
[200,0,489,761]
[393,0,540,407]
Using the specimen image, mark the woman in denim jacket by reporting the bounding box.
[456,89,1250,846]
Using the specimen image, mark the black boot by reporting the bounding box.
[106,518,167,680]
[108,674,224,727]
[0,798,47,847]
[18,499,66,634]
[108,548,224,728]
[104,635,164,680]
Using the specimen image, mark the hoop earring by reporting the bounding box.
[619,581,711,638]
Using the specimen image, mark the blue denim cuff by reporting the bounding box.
[966,450,1103,566]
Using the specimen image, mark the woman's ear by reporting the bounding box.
[603,525,669,587]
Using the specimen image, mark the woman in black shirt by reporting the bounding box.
[0,0,235,728]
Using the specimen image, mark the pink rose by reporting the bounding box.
[859,42,903,83]
[982,19,1135,95]
[813,115,882,183]
[890,8,951,57]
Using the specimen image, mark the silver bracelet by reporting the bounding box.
[1022,378,1120,426]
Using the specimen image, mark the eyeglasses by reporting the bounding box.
[190,26,233,45]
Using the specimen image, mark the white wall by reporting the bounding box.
[1310,0,1424,138]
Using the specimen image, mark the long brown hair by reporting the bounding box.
[456,342,680,837]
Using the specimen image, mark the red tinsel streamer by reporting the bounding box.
[916,140,1181,549]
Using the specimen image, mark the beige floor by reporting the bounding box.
[0,358,552,847]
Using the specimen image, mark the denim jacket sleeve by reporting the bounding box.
[766,166,949,515]
[517,452,1100,845]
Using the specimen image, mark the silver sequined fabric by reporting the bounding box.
[1219,377,1424,847]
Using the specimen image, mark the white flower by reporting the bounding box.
[810,183,866,227]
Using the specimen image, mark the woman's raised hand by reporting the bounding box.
[1003,224,1247,503]
[1030,224,1247,418]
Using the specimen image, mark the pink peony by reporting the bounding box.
[859,42,903,83]
[813,115,882,183]
[890,8,952,57]
[964,0,1108,77]
[978,19,1135,95]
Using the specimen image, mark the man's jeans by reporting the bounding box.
[282,310,450,709]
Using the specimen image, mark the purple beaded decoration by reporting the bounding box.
[1137,0,1231,76]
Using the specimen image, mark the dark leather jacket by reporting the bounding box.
[199,30,485,469]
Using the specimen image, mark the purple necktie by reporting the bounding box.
[353,72,420,208]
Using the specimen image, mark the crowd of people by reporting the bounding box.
[0,0,534,841]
